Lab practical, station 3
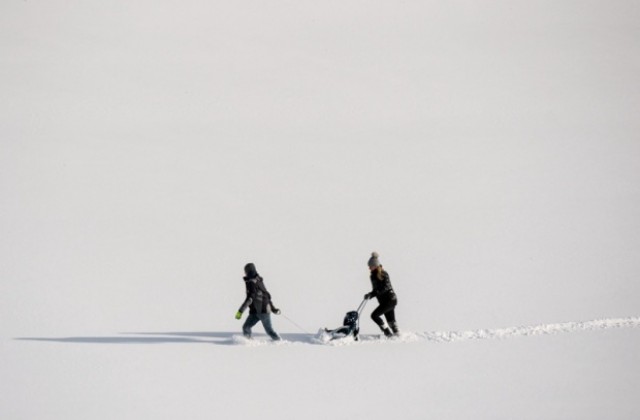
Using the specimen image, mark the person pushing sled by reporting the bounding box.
[323,251,401,341]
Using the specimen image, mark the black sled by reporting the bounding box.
[324,299,368,341]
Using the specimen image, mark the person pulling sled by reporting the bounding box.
[364,252,400,337]
[235,263,281,341]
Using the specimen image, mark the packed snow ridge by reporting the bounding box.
[422,317,640,343]
[313,316,640,346]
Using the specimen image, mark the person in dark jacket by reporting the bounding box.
[235,263,281,340]
[364,252,399,337]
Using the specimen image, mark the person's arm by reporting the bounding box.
[270,302,281,314]
[236,282,256,315]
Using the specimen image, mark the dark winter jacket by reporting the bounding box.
[238,275,276,315]
[368,269,397,303]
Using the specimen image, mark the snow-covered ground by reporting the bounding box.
[2,1,639,419]
[5,320,640,420]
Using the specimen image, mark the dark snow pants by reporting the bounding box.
[371,297,398,332]
[242,313,281,340]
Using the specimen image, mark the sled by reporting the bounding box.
[323,299,368,341]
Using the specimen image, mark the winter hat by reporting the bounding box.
[367,252,380,269]
[244,263,258,278]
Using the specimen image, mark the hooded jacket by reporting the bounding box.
[238,275,276,315]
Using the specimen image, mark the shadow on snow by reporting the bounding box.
[15,332,318,345]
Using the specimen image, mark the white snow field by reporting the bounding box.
[2,1,639,419]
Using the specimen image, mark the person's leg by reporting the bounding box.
[258,313,281,341]
[370,305,387,329]
[384,308,399,334]
[371,301,395,337]
[242,313,260,338]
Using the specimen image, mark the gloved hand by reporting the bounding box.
[364,292,373,300]
[272,308,281,315]
[235,311,243,320]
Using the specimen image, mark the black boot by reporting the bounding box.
[389,321,400,335]
[382,327,393,337]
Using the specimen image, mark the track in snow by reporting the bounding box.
[16,317,640,346]
[422,317,640,343]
